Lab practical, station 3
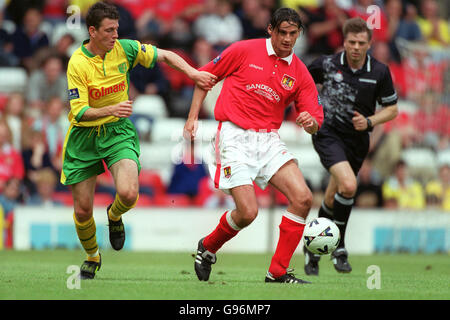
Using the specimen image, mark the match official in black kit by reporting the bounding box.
[304,17,398,275]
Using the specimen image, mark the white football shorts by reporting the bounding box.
[207,121,297,195]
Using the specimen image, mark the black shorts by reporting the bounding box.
[312,123,370,175]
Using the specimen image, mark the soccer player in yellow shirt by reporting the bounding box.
[62,1,217,279]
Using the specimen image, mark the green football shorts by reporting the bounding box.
[61,118,141,185]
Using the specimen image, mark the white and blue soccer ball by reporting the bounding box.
[303,217,340,255]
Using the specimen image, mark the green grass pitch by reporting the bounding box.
[0,249,448,300]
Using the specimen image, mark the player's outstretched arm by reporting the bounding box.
[156,48,217,91]
[184,86,208,141]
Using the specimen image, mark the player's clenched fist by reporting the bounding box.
[111,100,133,118]
[296,111,319,134]
[183,118,198,141]
[352,111,368,131]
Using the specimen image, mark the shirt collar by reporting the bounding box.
[266,38,294,65]
[340,51,371,72]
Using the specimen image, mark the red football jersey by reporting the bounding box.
[200,38,323,130]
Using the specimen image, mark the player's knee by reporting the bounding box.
[290,189,313,213]
[236,206,258,227]
[116,186,139,206]
[74,205,93,223]
[338,180,357,198]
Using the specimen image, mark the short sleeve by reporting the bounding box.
[118,39,158,70]
[377,66,398,107]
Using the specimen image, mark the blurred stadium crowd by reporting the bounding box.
[0,0,449,246]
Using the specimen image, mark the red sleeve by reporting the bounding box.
[12,151,25,180]
[199,41,246,81]
[295,68,324,128]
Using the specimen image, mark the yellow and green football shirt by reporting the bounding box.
[67,39,157,127]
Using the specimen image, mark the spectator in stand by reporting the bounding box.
[0,177,22,215]
[129,36,170,102]
[0,119,25,193]
[11,7,50,70]
[425,163,450,211]
[411,91,450,151]
[70,0,97,16]
[133,0,204,40]
[203,179,235,208]
[2,93,27,151]
[26,168,63,207]
[303,0,348,56]
[370,40,406,98]
[416,0,449,48]
[42,0,67,24]
[21,127,56,197]
[402,44,445,103]
[130,63,170,100]
[0,7,19,67]
[192,37,218,68]
[103,0,137,39]
[382,159,425,210]
[54,33,76,65]
[167,141,208,199]
[235,0,271,40]
[347,0,389,43]
[26,54,68,116]
[32,96,69,172]
[371,109,416,179]
[281,0,320,10]
[191,37,220,119]
[385,0,423,63]
[162,16,195,51]
[355,158,383,208]
[193,0,243,52]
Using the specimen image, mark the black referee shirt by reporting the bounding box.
[308,51,398,135]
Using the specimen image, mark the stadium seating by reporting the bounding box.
[289,145,326,190]
[138,169,166,195]
[0,68,28,93]
[52,192,73,206]
[401,147,438,181]
[278,121,303,144]
[151,117,185,143]
[133,94,168,119]
[196,119,219,142]
[135,194,153,207]
[153,193,192,207]
[50,22,89,46]
[93,193,115,206]
[437,149,450,167]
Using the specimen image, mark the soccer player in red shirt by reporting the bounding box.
[184,8,324,284]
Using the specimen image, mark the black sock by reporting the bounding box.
[333,193,354,249]
[318,201,334,220]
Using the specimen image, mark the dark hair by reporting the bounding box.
[395,159,407,169]
[269,7,304,31]
[343,17,373,41]
[85,1,119,30]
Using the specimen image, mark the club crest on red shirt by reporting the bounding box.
[281,74,296,90]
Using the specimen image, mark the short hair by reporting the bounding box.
[85,1,119,30]
[269,7,304,31]
[343,17,373,41]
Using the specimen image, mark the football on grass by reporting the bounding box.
[303,217,340,255]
